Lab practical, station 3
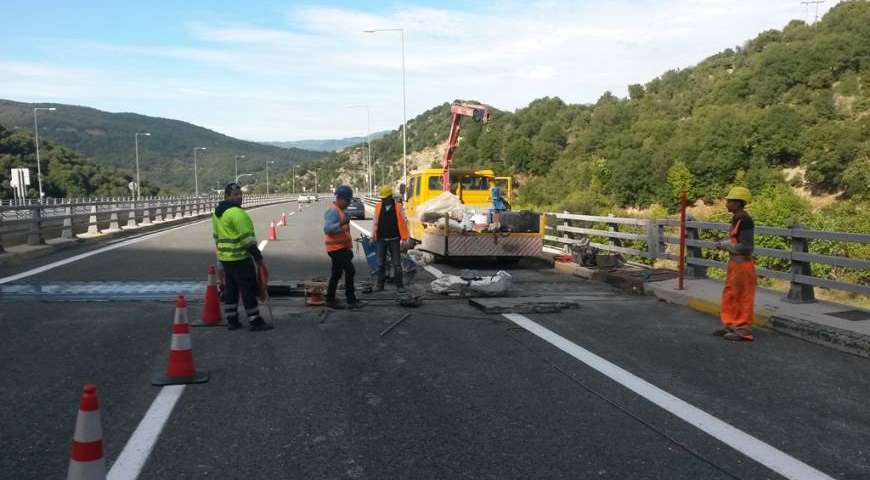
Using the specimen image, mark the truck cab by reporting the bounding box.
[404,168,496,241]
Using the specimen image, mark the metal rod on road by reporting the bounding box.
[380,313,412,337]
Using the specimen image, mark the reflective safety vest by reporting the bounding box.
[372,200,409,241]
[212,206,257,262]
[324,204,352,252]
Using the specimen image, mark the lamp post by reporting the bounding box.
[134,132,151,200]
[363,27,407,197]
[347,104,373,197]
[193,147,207,195]
[33,107,57,200]
[265,160,275,194]
[292,165,296,193]
[235,154,245,182]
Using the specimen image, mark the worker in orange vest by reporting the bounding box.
[323,185,365,309]
[713,186,755,341]
[372,185,409,292]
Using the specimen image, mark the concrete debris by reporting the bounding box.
[431,271,512,297]
[469,296,584,314]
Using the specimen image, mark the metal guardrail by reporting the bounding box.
[545,211,870,300]
[0,194,300,251]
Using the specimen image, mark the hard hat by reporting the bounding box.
[335,185,353,200]
[725,186,752,203]
[379,185,394,199]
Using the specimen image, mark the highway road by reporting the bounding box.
[1,198,868,480]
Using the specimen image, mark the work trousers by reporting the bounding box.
[720,259,756,331]
[220,258,260,322]
[376,238,403,288]
[327,248,356,302]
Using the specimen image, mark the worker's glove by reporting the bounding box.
[400,239,411,251]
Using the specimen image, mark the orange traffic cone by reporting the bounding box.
[268,221,278,241]
[280,211,287,226]
[200,265,222,326]
[305,282,325,306]
[67,384,106,480]
[152,295,209,386]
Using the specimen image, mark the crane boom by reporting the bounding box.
[442,102,490,192]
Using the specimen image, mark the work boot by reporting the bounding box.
[227,318,243,331]
[325,299,346,310]
[347,300,367,310]
[723,327,753,342]
[712,328,730,337]
[248,317,274,332]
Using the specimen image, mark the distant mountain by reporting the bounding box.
[264,131,390,152]
[0,99,326,193]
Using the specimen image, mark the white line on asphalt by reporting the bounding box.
[107,385,185,480]
[502,313,836,480]
[258,240,268,251]
[349,220,371,236]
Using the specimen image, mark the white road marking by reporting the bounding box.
[0,203,286,284]
[106,385,185,480]
[502,313,836,480]
[349,220,371,236]
[258,240,268,251]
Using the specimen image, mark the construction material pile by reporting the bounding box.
[430,270,512,297]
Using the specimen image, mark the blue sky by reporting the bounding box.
[1,0,837,141]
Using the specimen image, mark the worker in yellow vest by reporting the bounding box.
[372,185,409,292]
[323,185,365,309]
[713,186,755,341]
[212,183,273,331]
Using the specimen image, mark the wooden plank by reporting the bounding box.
[547,212,649,226]
[794,274,870,295]
[792,251,870,270]
[588,241,650,258]
[792,229,870,244]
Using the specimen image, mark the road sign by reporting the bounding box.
[10,168,30,187]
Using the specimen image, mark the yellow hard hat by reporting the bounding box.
[725,186,752,203]
[379,185,394,199]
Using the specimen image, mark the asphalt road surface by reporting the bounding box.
[1,198,868,480]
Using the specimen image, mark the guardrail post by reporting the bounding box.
[154,204,163,223]
[607,214,621,248]
[785,223,816,303]
[86,205,100,236]
[61,206,75,240]
[685,216,707,278]
[125,201,138,229]
[561,211,571,250]
[0,211,5,253]
[107,205,121,232]
[28,205,45,245]
[646,221,660,259]
[141,200,152,226]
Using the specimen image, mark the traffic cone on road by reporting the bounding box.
[200,266,222,326]
[305,282,326,306]
[152,295,209,386]
[280,211,287,226]
[67,384,106,480]
[268,221,278,241]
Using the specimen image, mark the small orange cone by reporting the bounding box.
[305,282,326,306]
[268,221,278,241]
[280,211,287,226]
[152,295,209,386]
[67,384,106,480]
[201,265,222,326]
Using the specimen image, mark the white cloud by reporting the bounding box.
[0,1,840,141]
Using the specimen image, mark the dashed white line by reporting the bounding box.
[502,313,836,480]
[258,240,268,251]
[106,385,185,480]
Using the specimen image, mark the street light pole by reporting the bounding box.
[363,28,407,197]
[235,154,245,182]
[292,165,296,193]
[33,107,57,200]
[265,160,274,194]
[134,132,151,200]
[193,147,207,195]
[348,104,373,196]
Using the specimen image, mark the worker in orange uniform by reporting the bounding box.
[323,185,365,309]
[372,185,409,292]
[713,187,755,341]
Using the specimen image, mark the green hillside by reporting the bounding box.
[0,100,326,194]
[0,124,158,199]
[299,1,870,213]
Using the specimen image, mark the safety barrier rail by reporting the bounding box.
[0,194,300,251]
[545,212,870,301]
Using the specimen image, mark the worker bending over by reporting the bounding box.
[713,186,755,342]
[212,183,273,331]
[324,185,366,309]
[372,185,409,292]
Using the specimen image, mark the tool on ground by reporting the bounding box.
[256,261,274,322]
[200,265,222,326]
[268,221,278,241]
[152,295,209,386]
[67,384,106,480]
[280,211,287,226]
[380,313,412,337]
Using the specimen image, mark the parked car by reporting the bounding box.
[345,197,365,220]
